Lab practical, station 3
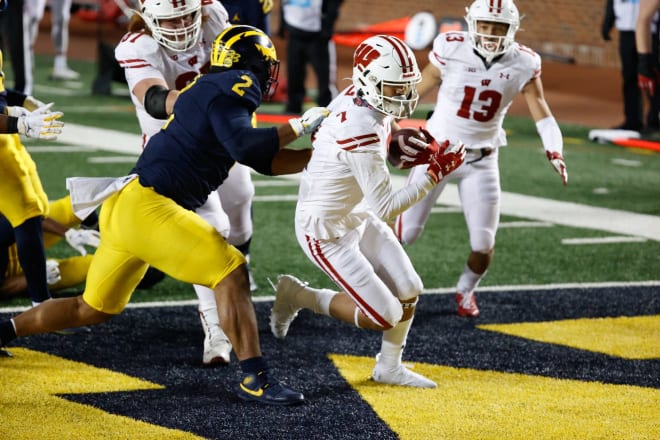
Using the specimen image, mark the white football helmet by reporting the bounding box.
[137,0,202,52]
[465,0,520,62]
[352,35,422,118]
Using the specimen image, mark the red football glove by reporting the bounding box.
[396,132,438,168]
[426,141,466,184]
[546,150,568,186]
[638,53,657,96]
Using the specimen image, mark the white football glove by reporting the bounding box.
[65,229,101,256]
[6,106,30,117]
[288,106,330,137]
[23,95,48,112]
[46,259,62,286]
[546,151,568,186]
[16,103,64,140]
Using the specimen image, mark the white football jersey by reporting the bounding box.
[426,31,541,149]
[296,86,434,240]
[115,0,229,144]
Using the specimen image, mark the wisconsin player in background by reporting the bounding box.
[270,35,465,388]
[395,0,568,318]
[0,25,330,404]
[115,0,242,366]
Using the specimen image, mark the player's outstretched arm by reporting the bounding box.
[271,149,313,175]
[278,106,330,147]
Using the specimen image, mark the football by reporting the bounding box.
[388,127,428,169]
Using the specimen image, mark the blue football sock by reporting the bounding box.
[14,217,51,304]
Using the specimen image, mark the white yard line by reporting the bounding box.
[562,236,648,245]
[56,123,660,241]
[2,279,659,313]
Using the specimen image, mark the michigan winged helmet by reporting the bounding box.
[210,25,280,97]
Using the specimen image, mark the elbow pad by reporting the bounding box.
[144,85,170,119]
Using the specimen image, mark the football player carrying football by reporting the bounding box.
[270,34,465,388]
[0,25,330,405]
[395,0,568,318]
[115,0,255,366]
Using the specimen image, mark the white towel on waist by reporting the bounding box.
[66,174,138,220]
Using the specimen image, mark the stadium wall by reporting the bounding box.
[271,0,618,68]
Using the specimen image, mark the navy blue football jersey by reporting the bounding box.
[133,70,279,210]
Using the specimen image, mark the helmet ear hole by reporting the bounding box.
[351,35,422,118]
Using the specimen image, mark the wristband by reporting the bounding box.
[535,116,563,155]
[6,116,18,134]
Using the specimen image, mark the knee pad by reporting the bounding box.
[366,294,404,329]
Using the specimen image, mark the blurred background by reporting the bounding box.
[23,0,623,128]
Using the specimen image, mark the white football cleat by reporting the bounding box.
[199,311,232,366]
[269,274,305,339]
[456,291,480,318]
[50,66,80,81]
[372,356,437,388]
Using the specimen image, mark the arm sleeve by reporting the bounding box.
[5,89,26,107]
[321,0,342,38]
[347,151,435,223]
[602,0,615,34]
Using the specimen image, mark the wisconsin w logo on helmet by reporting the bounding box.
[210,25,280,97]
[354,44,380,72]
[351,35,422,118]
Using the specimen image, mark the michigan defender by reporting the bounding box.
[0,25,329,405]
[115,0,256,366]
[0,0,65,316]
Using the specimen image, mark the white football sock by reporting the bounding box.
[378,316,414,367]
[194,284,217,315]
[456,265,485,294]
[295,285,336,316]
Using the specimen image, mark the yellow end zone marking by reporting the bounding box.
[329,353,659,440]
[0,348,203,440]
[479,315,660,359]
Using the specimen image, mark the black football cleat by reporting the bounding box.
[237,370,304,406]
[1,347,12,357]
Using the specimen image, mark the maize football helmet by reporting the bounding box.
[465,0,520,62]
[352,34,422,118]
[210,25,280,98]
[137,0,202,52]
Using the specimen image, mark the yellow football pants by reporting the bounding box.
[83,179,245,314]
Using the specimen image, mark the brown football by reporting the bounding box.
[388,127,427,169]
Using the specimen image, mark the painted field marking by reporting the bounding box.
[561,236,648,245]
[87,156,139,164]
[499,220,554,228]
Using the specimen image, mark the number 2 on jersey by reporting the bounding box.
[232,75,253,96]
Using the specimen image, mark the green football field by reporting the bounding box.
[1,52,658,440]
[2,53,658,308]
